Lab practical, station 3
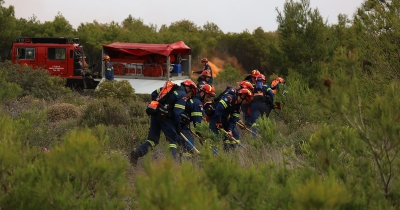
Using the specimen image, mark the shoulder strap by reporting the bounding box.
[156,81,178,104]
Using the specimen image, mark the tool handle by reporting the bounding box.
[180,132,200,153]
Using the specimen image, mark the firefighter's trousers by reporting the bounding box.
[136,114,179,158]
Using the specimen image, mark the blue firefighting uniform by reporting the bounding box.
[242,78,256,126]
[105,62,114,81]
[209,93,241,151]
[178,94,204,153]
[135,86,187,159]
[250,79,274,134]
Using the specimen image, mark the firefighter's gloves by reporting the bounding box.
[227,130,233,138]
[216,122,223,129]
[179,112,191,125]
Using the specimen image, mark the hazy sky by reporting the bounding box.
[4,0,365,33]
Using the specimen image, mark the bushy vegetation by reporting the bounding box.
[95,80,136,102]
[47,103,82,122]
[0,117,130,209]
[214,63,241,84]
[0,73,21,103]
[79,98,131,127]
[1,0,400,209]
[0,61,72,101]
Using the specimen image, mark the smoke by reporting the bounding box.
[191,56,246,78]
[209,56,246,77]
[207,62,219,78]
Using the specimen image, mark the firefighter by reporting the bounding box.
[177,83,216,156]
[199,84,216,104]
[196,70,212,90]
[192,58,213,85]
[241,70,260,126]
[244,69,261,85]
[250,74,274,130]
[129,80,190,166]
[237,80,254,92]
[271,77,286,94]
[103,55,114,81]
[209,88,253,152]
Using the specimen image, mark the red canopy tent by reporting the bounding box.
[102,41,191,57]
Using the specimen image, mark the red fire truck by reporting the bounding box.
[9,37,100,88]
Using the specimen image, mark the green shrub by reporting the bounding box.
[253,116,278,145]
[291,175,351,209]
[95,80,135,102]
[47,119,80,144]
[134,93,152,103]
[0,122,131,209]
[79,98,130,127]
[1,95,47,119]
[214,63,242,84]
[127,99,147,119]
[0,61,72,101]
[278,71,323,133]
[12,108,48,144]
[135,157,220,210]
[92,124,139,150]
[191,121,224,150]
[47,103,81,122]
[0,76,22,104]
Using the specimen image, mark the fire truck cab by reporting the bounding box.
[9,37,100,88]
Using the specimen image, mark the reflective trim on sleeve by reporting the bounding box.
[191,112,203,116]
[219,100,228,108]
[174,104,185,109]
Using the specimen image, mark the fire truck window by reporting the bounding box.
[17,48,35,60]
[48,48,66,60]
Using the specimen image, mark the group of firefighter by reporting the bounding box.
[129,58,286,166]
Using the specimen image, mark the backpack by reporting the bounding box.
[213,86,235,104]
[204,86,236,116]
[146,80,178,115]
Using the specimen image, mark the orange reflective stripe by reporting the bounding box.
[271,80,279,88]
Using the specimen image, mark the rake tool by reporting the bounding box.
[179,132,200,154]
[189,129,219,155]
[217,127,244,147]
[236,121,262,138]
